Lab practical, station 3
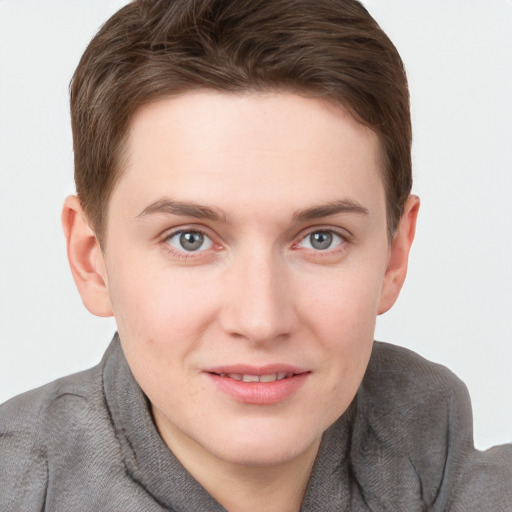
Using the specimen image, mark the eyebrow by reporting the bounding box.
[292,199,369,222]
[136,197,368,223]
[136,198,227,222]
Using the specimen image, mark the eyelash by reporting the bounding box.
[160,226,350,260]
[162,228,219,260]
[293,227,348,255]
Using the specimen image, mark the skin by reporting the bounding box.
[63,91,419,512]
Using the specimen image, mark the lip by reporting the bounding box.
[204,364,310,405]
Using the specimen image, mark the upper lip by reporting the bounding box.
[205,364,309,376]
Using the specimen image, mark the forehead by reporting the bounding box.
[112,91,386,223]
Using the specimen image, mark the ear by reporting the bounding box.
[62,195,113,317]
[377,195,420,315]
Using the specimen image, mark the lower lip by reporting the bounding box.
[206,372,310,404]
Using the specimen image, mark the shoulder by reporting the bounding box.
[362,341,472,437]
[366,340,469,399]
[368,340,464,386]
[0,361,104,435]
[0,363,104,510]
[351,342,469,503]
[352,341,512,511]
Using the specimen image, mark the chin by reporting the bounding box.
[213,443,303,467]
[203,423,320,467]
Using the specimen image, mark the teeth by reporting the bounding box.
[221,372,293,382]
[242,374,260,383]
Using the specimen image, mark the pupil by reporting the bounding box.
[310,231,332,250]
[180,231,204,251]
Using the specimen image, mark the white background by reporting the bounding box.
[0,1,510,450]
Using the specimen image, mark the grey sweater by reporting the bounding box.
[1,335,511,511]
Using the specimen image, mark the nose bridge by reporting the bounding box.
[220,244,294,344]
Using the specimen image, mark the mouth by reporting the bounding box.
[205,366,310,404]
[213,371,295,382]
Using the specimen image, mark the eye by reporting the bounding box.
[298,230,344,251]
[166,230,213,252]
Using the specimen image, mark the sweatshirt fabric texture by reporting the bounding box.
[1,334,511,511]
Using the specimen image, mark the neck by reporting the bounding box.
[204,443,320,512]
[153,407,321,512]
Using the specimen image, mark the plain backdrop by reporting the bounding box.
[0,1,510,450]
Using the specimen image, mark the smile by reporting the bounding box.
[205,367,310,404]
[217,372,294,382]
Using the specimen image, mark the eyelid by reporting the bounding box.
[160,223,215,241]
[296,225,350,242]
[166,230,213,252]
[292,226,351,254]
[160,224,223,258]
[299,231,342,249]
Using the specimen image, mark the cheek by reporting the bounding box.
[106,257,219,356]
[302,264,383,341]
[106,264,217,405]
[300,266,382,399]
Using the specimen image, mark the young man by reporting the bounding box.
[1,1,510,511]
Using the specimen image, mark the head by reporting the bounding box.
[63,0,419,482]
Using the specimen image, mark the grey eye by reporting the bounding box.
[309,231,333,250]
[298,230,343,251]
[167,230,213,252]
[180,232,204,251]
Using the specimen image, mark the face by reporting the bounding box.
[100,91,393,468]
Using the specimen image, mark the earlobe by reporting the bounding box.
[62,195,113,317]
[377,195,420,315]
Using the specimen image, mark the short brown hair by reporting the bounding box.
[71,0,411,243]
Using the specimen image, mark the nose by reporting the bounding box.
[219,248,296,345]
